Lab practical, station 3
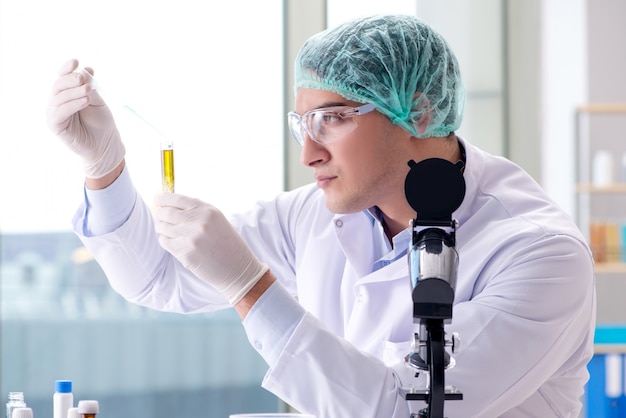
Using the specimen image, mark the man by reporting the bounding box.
[48,14,595,417]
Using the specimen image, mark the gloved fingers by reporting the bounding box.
[50,68,88,97]
[153,192,233,250]
[47,59,126,178]
[152,189,266,303]
[153,193,196,225]
[155,233,203,273]
[49,60,96,107]
[153,206,181,230]
[153,192,207,234]
[154,208,211,274]
[48,85,89,111]
[47,69,92,133]
[76,68,109,107]
[153,192,220,224]
[57,58,79,76]
[156,230,187,254]
[154,215,202,239]
[153,192,198,210]
[85,86,106,108]
[47,94,89,134]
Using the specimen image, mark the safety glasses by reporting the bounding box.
[288,103,376,146]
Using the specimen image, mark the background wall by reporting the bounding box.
[583,0,626,325]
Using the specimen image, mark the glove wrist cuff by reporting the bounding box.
[227,263,270,305]
[83,133,126,179]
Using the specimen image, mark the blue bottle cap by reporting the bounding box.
[55,380,72,393]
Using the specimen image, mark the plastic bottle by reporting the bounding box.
[77,400,99,418]
[592,150,614,186]
[66,408,79,418]
[53,381,73,418]
[10,408,33,418]
[5,392,26,418]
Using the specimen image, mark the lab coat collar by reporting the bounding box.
[332,211,375,278]
[453,136,482,227]
[332,211,409,285]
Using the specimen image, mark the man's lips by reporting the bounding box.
[315,174,337,188]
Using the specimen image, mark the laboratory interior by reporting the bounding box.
[0,0,625,417]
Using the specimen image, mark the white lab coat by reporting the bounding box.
[74,138,596,418]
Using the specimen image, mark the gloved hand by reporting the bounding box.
[153,192,269,305]
[46,58,125,178]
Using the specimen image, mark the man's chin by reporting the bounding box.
[323,196,364,215]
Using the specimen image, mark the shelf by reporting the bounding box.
[577,183,626,193]
[594,262,626,274]
[594,344,626,354]
[576,103,626,114]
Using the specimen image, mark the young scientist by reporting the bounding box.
[47,14,596,418]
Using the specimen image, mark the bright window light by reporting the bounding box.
[0,0,284,233]
[0,1,284,416]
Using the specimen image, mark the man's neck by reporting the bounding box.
[381,134,464,243]
[380,210,413,245]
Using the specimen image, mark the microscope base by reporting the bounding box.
[405,389,463,401]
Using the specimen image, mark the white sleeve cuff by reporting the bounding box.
[80,165,137,236]
[242,280,306,366]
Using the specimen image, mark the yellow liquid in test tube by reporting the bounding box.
[161,141,175,193]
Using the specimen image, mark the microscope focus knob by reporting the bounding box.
[451,332,460,354]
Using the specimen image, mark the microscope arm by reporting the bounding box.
[426,319,446,418]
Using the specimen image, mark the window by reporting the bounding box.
[0,1,284,416]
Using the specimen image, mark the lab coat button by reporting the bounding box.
[335,219,343,228]
[254,341,263,350]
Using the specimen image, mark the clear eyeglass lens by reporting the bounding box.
[307,110,353,144]
[289,105,373,145]
[288,113,304,145]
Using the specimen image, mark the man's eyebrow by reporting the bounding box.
[314,101,352,109]
[295,101,352,114]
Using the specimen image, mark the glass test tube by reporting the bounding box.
[161,140,175,193]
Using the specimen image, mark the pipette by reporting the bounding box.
[122,105,175,193]
[81,68,175,193]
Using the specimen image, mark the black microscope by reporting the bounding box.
[403,158,465,418]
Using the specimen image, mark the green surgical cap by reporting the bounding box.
[294,14,465,138]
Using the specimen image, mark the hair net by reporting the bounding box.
[294,14,465,138]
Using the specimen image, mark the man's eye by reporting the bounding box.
[322,112,343,124]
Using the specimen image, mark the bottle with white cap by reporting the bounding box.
[66,407,79,418]
[53,380,73,418]
[10,408,33,418]
[77,400,99,418]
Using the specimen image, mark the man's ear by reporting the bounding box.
[413,92,431,135]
